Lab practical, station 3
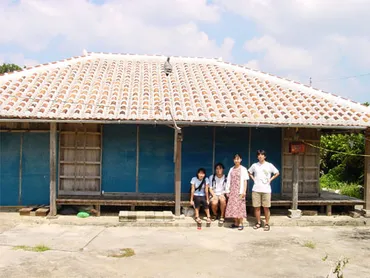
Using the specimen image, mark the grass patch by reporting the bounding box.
[303,241,316,249]
[108,248,135,258]
[13,244,51,252]
[320,175,363,199]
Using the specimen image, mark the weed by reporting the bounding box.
[108,248,135,258]
[13,244,51,252]
[303,241,316,249]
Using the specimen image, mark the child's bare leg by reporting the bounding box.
[194,208,200,219]
[205,209,211,218]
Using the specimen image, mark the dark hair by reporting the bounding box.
[214,163,225,170]
[233,153,242,159]
[195,168,206,192]
[212,163,226,189]
[256,150,267,157]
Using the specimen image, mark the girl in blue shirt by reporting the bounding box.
[190,168,211,225]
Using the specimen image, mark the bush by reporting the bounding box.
[320,174,363,199]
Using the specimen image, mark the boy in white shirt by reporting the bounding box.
[209,163,227,225]
[248,150,279,231]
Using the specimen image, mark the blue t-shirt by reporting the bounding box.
[190,177,210,197]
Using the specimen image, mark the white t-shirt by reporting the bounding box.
[190,177,210,197]
[209,175,226,196]
[248,162,279,193]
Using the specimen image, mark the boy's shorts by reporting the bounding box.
[252,192,271,208]
[193,196,209,209]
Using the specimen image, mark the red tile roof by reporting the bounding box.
[0,52,369,128]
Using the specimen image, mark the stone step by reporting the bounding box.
[119,211,175,222]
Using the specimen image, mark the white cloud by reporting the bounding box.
[244,60,259,70]
[0,0,233,59]
[0,53,39,67]
[215,0,370,102]
[244,36,313,71]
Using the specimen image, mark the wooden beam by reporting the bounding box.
[49,123,57,216]
[365,128,370,210]
[174,131,182,216]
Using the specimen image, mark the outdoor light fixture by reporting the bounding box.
[164,57,172,76]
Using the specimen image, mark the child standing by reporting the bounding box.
[248,150,279,231]
[225,154,249,230]
[190,168,211,225]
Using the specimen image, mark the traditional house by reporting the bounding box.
[0,52,369,216]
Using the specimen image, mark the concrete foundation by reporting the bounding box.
[288,209,302,219]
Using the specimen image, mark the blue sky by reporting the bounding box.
[0,0,369,103]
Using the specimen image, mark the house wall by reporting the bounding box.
[100,124,282,195]
[282,128,321,196]
[0,131,50,206]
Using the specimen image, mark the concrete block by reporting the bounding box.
[145,211,155,220]
[349,211,361,218]
[302,210,318,216]
[136,211,146,220]
[288,209,302,219]
[35,208,50,217]
[19,208,33,216]
[163,211,174,221]
[119,211,137,222]
[362,209,370,218]
[154,211,164,221]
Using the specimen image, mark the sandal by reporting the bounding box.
[238,225,244,231]
[206,217,212,224]
[219,218,225,224]
[229,224,238,229]
[195,217,202,224]
[253,223,262,230]
[264,224,270,231]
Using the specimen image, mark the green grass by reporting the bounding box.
[303,241,316,249]
[108,248,135,258]
[13,244,51,252]
[320,175,363,199]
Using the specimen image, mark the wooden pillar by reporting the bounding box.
[49,123,57,216]
[365,128,370,210]
[174,131,182,216]
[292,153,299,210]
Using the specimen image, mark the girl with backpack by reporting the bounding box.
[190,168,211,225]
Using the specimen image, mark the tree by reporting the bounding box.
[0,63,23,74]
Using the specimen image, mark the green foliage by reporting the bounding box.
[320,133,365,184]
[0,63,22,74]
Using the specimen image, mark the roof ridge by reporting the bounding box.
[0,53,91,79]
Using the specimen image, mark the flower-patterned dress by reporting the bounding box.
[225,166,247,218]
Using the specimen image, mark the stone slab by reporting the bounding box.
[35,208,49,217]
[349,211,361,218]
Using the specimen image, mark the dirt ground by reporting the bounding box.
[0,218,369,278]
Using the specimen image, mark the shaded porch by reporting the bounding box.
[56,190,364,216]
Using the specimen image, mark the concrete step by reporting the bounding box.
[119,211,175,222]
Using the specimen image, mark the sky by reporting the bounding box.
[0,0,369,103]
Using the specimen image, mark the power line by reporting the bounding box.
[303,140,370,157]
[314,72,370,83]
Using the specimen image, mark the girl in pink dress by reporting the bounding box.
[225,154,249,230]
